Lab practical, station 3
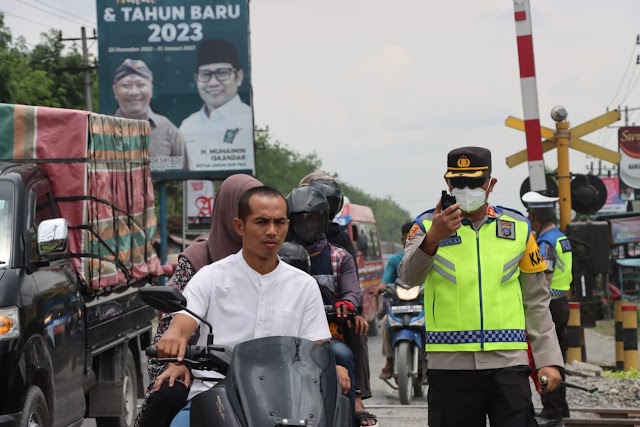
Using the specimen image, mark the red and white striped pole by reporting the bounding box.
[513,0,546,191]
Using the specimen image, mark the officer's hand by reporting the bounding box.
[431,199,462,242]
[538,366,562,394]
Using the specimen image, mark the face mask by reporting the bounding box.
[451,186,487,212]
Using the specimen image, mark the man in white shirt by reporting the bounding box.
[180,39,254,172]
[154,186,346,427]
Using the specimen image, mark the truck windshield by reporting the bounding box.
[0,181,13,266]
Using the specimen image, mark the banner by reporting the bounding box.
[96,0,255,181]
[186,180,215,230]
[598,176,627,214]
[619,127,640,193]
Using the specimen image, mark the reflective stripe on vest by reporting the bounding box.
[421,211,529,352]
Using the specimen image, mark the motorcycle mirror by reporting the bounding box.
[138,286,216,346]
[139,286,186,313]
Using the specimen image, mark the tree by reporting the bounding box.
[0,13,94,110]
[254,127,412,241]
[254,127,322,194]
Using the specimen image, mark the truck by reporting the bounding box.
[0,103,163,427]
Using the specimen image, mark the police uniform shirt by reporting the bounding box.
[178,250,331,401]
[398,205,565,371]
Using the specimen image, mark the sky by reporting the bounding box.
[3,0,640,218]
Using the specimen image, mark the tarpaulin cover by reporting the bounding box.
[0,103,163,290]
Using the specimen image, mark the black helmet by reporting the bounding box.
[278,242,311,274]
[287,186,330,216]
[299,171,344,219]
[286,186,330,244]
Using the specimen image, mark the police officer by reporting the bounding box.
[399,146,564,427]
[522,191,572,427]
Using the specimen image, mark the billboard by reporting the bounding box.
[619,127,640,199]
[96,0,255,181]
[598,176,627,214]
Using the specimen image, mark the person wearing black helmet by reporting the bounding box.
[299,171,358,266]
[287,185,378,427]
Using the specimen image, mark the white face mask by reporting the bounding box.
[451,186,488,212]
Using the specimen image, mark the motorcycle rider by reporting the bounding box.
[287,185,378,427]
[299,171,357,266]
[378,222,414,380]
[299,172,374,404]
[154,186,350,426]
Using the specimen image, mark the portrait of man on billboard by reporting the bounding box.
[112,59,188,171]
[179,39,254,171]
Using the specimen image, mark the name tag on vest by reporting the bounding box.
[439,236,462,246]
[496,220,515,240]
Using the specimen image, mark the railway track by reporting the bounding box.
[561,407,640,426]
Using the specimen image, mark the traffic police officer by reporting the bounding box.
[523,191,572,427]
[399,146,564,427]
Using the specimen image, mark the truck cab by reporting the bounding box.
[0,164,154,425]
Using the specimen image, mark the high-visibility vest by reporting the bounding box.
[537,227,572,298]
[419,208,543,352]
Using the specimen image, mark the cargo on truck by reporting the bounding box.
[0,103,163,427]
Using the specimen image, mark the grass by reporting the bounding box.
[602,368,640,379]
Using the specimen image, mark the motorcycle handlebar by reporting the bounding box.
[145,345,215,360]
[145,344,231,376]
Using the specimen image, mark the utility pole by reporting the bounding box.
[59,27,97,112]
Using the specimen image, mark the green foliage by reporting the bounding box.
[254,127,321,195]
[254,128,412,241]
[602,368,640,379]
[0,14,94,110]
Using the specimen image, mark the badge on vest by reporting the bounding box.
[560,239,572,252]
[496,220,515,240]
[439,235,462,246]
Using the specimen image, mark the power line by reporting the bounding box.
[2,10,56,30]
[620,64,640,106]
[32,0,96,26]
[606,37,639,108]
[16,0,94,29]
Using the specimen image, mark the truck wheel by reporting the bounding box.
[96,349,138,427]
[20,386,50,427]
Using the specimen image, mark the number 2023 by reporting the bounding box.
[148,23,203,43]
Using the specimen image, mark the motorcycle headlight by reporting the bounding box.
[396,285,421,301]
[0,306,20,341]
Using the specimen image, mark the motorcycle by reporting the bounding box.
[139,286,352,427]
[382,279,428,405]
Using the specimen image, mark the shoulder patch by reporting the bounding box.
[496,220,515,240]
[407,223,420,241]
[560,239,572,253]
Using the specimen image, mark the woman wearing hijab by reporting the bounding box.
[135,174,262,427]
